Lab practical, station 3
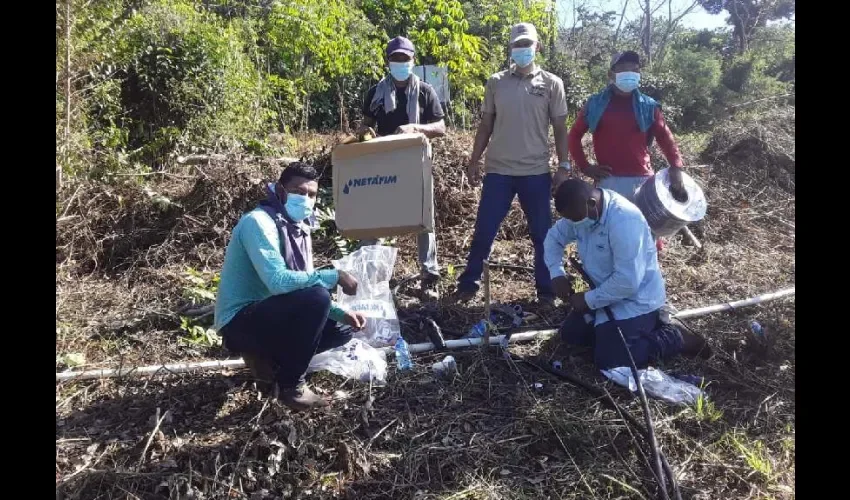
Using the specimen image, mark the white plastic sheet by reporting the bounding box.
[601,366,704,405]
[307,338,388,386]
[332,245,401,347]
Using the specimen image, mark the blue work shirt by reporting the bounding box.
[543,189,666,325]
[214,208,345,331]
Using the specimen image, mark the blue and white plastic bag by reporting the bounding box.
[332,245,401,347]
[601,366,705,405]
[307,338,388,386]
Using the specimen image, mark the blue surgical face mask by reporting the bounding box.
[511,47,536,68]
[389,61,413,81]
[568,201,597,229]
[614,71,640,93]
[284,193,315,222]
[569,217,595,230]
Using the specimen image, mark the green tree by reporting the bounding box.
[266,0,383,131]
[697,0,795,53]
[664,47,723,129]
[113,1,270,165]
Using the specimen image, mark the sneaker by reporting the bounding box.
[278,383,330,411]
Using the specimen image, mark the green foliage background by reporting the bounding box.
[56,0,795,178]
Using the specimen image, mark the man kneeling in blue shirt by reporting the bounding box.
[544,179,710,369]
[214,162,367,410]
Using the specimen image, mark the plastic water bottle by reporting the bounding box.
[749,320,765,338]
[395,337,413,371]
[467,319,487,338]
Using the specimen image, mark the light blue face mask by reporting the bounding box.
[568,201,598,230]
[614,71,640,92]
[511,47,536,68]
[569,217,595,230]
[389,61,413,81]
[284,193,315,222]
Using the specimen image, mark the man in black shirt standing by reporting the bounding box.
[358,36,446,299]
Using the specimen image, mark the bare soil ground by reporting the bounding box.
[56,111,795,500]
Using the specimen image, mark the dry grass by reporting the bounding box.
[56,109,795,500]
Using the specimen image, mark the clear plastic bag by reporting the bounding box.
[307,338,388,386]
[601,366,705,406]
[332,245,401,347]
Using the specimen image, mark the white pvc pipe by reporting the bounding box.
[54,331,555,382]
[389,329,556,356]
[672,287,795,320]
[56,359,246,382]
[56,287,795,382]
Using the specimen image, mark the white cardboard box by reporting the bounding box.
[332,133,434,239]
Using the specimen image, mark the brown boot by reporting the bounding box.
[242,353,277,384]
[278,383,330,411]
[679,326,712,360]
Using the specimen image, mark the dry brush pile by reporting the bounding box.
[56,109,795,500]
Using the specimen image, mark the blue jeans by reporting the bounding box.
[599,175,651,204]
[458,173,553,297]
[220,287,352,388]
[559,310,684,370]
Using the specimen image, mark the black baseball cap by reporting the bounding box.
[610,50,641,69]
[386,36,415,58]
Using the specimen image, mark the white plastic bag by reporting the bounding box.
[307,338,388,386]
[601,366,704,405]
[332,245,401,347]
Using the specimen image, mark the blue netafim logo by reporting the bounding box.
[342,175,398,194]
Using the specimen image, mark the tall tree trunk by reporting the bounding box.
[655,0,699,66]
[549,0,556,55]
[644,0,652,69]
[731,0,749,54]
[613,0,630,48]
[338,81,349,133]
[61,0,72,190]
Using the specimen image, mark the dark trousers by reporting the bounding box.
[220,286,352,388]
[559,310,684,370]
[458,173,553,297]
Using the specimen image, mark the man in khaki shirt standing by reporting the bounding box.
[456,22,570,305]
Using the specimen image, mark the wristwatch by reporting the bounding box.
[558,161,571,171]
